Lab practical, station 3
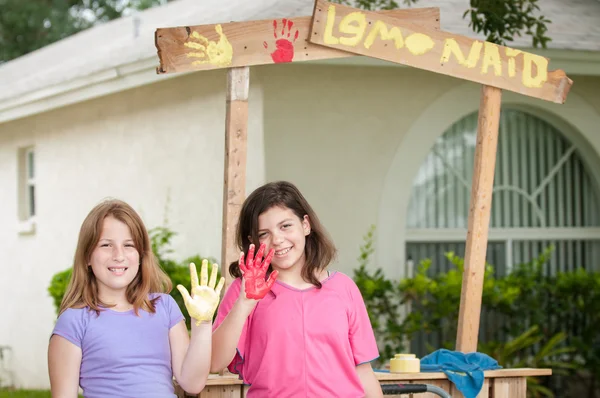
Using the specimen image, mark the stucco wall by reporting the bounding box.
[260,64,461,275]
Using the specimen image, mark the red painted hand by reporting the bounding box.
[239,243,278,300]
[263,18,299,64]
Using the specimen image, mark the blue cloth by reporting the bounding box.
[420,349,502,398]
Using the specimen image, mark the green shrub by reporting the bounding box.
[353,226,598,397]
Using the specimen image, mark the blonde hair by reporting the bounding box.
[59,199,172,316]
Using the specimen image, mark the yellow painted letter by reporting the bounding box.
[405,33,435,55]
[505,48,522,77]
[324,5,340,45]
[364,21,403,49]
[481,42,502,76]
[338,12,367,46]
[440,38,481,68]
[523,53,548,88]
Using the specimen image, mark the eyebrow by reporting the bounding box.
[98,238,134,242]
[258,218,294,231]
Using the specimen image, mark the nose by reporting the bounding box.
[272,230,285,246]
[112,246,125,262]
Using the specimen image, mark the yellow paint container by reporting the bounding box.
[390,353,420,373]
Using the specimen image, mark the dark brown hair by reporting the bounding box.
[229,181,337,288]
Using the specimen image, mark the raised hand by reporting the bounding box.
[177,260,225,326]
[239,243,278,300]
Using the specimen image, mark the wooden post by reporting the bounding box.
[455,85,502,353]
[221,67,249,289]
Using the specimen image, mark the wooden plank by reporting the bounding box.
[221,67,249,288]
[375,368,551,381]
[206,373,244,386]
[199,385,243,398]
[309,0,572,104]
[492,377,527,398]
[450,378,490,397]
[456,85,502,352]
[412,380,452,398]
[155,8,440,74]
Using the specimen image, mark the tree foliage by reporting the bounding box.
[0,0,167,63]
[334,0,551,48]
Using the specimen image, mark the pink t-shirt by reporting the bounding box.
[213,271,379,397]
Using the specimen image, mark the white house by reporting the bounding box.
[1,0,599,389]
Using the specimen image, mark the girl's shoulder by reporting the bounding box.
[55,306,95,332]
[325,271,363,297]
[327,270,357,287]
[149,292,177,309]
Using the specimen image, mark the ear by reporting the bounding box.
[302,215,311,236]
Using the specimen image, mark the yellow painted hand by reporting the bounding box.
[185,24,233,67]
[177,260,225,326]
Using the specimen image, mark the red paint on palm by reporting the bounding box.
[239,243,278,299]
[262,18,299,64]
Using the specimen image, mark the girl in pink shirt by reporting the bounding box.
[212,181,383,397]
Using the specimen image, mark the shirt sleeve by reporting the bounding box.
[213,278,248,375]
[346,276,380,366]
[52,308,86,348]
[162,293,185,329]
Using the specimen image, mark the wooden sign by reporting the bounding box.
[155,8,440,74]
[309,0,572,104]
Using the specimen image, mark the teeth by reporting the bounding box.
[275,248,291,255]
[109,268,127,271]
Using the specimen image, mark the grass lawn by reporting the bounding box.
[0,391,83,397]
[0,391,51,398]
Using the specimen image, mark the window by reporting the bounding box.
[405,109,600,355]
[18,147,36,233]
[406,109,600,276]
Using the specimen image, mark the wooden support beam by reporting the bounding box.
[221,67,249,289]
[455,85,502,352]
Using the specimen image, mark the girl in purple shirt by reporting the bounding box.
[212,181,384,397]
[49,199,224,398]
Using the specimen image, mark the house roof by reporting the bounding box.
[1,0,599,118]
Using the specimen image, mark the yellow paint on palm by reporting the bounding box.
[177,260,225,325]
[185,25,233,67]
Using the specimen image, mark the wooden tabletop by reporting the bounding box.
[375,368,552,381]
[197,368,552,386]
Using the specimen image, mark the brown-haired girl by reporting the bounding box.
[211,181,383,397]
[48,199,223,397]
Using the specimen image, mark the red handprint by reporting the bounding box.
[263,18,299,64]
[239,243,278,300]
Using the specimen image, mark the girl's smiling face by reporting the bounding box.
[89,216,140,298]
[256,206,310,272]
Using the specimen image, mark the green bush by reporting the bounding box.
[353,226,598,397]
[47,226,220,329]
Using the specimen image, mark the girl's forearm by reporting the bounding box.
[178,322,212,393]
[357,363,384,398]
[210,299,254,373]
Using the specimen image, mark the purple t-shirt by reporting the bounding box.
[52,293,184,398]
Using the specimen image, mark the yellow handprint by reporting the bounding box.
[177,260,225,326]
[184,24,233,67]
